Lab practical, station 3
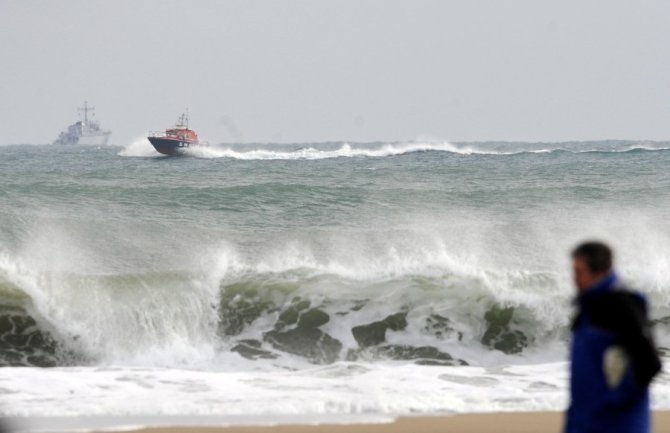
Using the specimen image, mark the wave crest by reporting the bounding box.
[118,139,670,160]
[186,141,482,160]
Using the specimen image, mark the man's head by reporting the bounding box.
[572,241,613,294]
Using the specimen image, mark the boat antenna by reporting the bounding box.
[177,110,189,129]
[78,100,94,125]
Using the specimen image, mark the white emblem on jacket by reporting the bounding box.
[603,345,629,389]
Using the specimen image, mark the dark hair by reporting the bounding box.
[572,241,613,274]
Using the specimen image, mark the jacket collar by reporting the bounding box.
[587,272,618,294]
[576,272,618,305]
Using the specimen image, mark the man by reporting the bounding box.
[566,241,661,433]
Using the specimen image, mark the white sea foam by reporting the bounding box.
[0,362,571,417]
[115,138,670,160]
[2,362,670,421]
[186,141,512,160]
[189,141,670,160]
[117,136,163,157]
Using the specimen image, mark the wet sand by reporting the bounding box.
[99,411,670,433]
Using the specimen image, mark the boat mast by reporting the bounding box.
[78,101,95,125]
[177,111,189,129]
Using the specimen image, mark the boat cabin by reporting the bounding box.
[165,127,198,143]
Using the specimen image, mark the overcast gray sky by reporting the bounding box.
[1,0,670,145]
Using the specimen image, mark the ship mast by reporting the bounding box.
[177,111,189,129]
[78,100,95,125]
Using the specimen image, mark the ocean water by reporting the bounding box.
[1,140,670,429]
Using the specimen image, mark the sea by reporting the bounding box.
[1,139,670,431]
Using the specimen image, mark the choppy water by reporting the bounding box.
[1,140,670,424]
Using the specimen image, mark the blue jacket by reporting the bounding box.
[566,274,653,433]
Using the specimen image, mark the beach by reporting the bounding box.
[90,412,670,433]
[6,410,669,432]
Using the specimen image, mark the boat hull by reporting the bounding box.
[54,129,111,146]
[148,137,194,156]
[77,132,111,146]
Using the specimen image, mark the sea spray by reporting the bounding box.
[118,139,670,159]
[180,140,670,159]
[2,230,668,367]
[118,136,163,157]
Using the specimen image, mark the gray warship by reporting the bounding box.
[53,101,112,145]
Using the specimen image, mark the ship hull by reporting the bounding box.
[148,137,194,156]
[77,132,111,146]
[53,130,111,146]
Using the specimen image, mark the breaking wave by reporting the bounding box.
[186,142,489,159]
[118,139,670,160]
[0,240,568,369]
[2,232,670,369]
